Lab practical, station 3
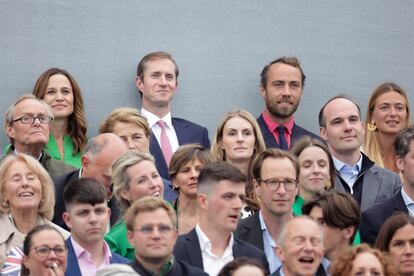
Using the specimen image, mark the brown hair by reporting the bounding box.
[32,68,87,154]
[375,212,414,252]
[260,56,305,88]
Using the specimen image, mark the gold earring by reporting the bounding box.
[367,121,377,132]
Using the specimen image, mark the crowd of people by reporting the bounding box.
[0,51,412,276]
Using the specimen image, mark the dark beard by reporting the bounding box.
[266,99,299,119]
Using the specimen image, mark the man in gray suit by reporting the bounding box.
[318,95,401,212]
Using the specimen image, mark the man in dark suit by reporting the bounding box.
[136,51,210,181]
[235,148,299,274]
[361,126,414,245]
[173,161,269,275]
[257,57,321,150]
[62,178,129,276]
[319,95,401,212]
[53,133,128,230]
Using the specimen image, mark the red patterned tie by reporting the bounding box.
[157,120,173,166]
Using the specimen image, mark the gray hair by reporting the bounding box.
[96,264,139,276]
[394,125,414,158]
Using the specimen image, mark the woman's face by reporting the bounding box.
[3,161,42,213]
[43,74,74,119]
[298,146,330,196]
[112,121,150,153]
[351,252,384,276]
[372,91,408,135]
[23,230,67,276]
[173,158,204,198]
[388,224,414,275]
[121,160,163,203]
[220,116,256,163]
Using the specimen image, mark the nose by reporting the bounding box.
[312,164,321,174]
[190,168,198,179]
[389,106,398,117]
[276,182,287,195]
[159,75,167,86]
[236,132,244,142]
[127,138,136,150]
[56,91,64,101]
[404,243,413,254]
[342,120,353,131]
[233,196,243,210]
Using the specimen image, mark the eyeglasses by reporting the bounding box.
[32,245,67,257]
[135,224,174,235]
[257,178,298,191]
[12,115,53,125]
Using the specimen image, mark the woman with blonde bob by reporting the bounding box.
[32,68,87,168]
[105,151,163,260]
[364,82,411,173]
[211,109,266,215]
[0,154,69,268]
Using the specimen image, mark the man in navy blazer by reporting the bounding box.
[173,161,269,275]
[360,126,414,245]
[136,51,210,183]
[257,57,321,150]
[62,178,129,276]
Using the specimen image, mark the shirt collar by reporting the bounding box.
[332,154,362,172]
[141,107,173,129]
[70,236,112,260]
[262,111,295,135]
[195,224,234,253]
[401,187,414,207]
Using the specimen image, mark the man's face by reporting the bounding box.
[127,208,177,264]
[136,58,177,109]
[200,180,245,234]
[6,99,50,151]
[255,157,298,217]
[397,140,414,189]
[260,63,303,122]
[277,218,324,276]
[63,202,110,245]
[320,98,365,158]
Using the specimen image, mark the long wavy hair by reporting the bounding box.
[32,68,87,154]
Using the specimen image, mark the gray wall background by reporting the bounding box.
[1,0,413,149]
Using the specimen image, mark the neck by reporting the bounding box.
[403,181,414,201]
[74,238,105,266]
[331,148,361,166]
[265,110,292,125]
[142,102,170,118]
[10,208,38,234]
[137,255,170,275]
[226,159,249,176]
[14,144,43,159]
[199,217,231,256]
[178,195,199,217]
[50,118,68,139]
[260,209,292,239]
[326,242,349,263]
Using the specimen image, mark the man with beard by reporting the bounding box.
[257,57,321,150]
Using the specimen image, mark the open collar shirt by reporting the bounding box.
[332,154,362,194]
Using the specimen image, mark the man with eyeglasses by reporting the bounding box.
[174,161,268,276]
[126,196,207,275]
[62,178,129,276]
[3,94,75,177]
[235,148,299,274]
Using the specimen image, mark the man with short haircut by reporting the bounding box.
[3,94,75,177]
[235,148,299,273]
[272,216,324,276]
[361,126,414,245]
[257,57,320,150]
[126,196,207,275]
[303,190,361,271]
[53,133,128,229]
[63,178,129,276]
[173,161,268,276]
[136,51,210,180]
[319,95,401,211]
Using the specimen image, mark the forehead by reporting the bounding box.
[223,116,253,130]
[6,160,33,176]
[113,121,145,134]
[14,99,47,115]
[261,157,296,178]
[127,160,155,176]
[134,208,172,226]
[375,91,407,105]
[47,74,71,86]
[32,230,64,246]
[299,146,328,161]
[392,224,414,239]
[287,219,322,239]
[213,179,245,195]
[70,202,106,212]
[324,98,360,121]
[266,62,302,82]
[144,58,176,74]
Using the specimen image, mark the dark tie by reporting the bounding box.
[276,125,288,150]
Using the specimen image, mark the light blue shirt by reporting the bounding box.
[401,187,414,217]
[332,155,362,194]
[259,211,281,273]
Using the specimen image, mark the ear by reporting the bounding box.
[218,138,224,150]
[136,76,144,92]
[253,179,261,197]
[275,245,285,261]
[396,155,405,172]
[342,225,355,241]
[127,230,135,246]
[198,193,207,211]
[259,85,266,98]
[360,121,366,136]
[62,212,72,230]
[119,188,131,202]
[22,255,29,269]
[6,124,15,140]
[81,155,89,170]
[319,126,328,141]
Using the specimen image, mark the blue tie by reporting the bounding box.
[276,125,288,151]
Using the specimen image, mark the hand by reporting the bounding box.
[47,262,64,276]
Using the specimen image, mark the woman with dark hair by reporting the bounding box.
[21,224,67,276]
[290,136,335,215]
[218,257,266,276]
[32,67,87,168]
[169,143,215,234]
[375,212,414,276]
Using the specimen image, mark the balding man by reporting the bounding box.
[3,94,75,177]
[53,133,128,229]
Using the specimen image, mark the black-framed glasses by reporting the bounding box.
[135,224,174,235]
[32,245,67,257]
[258,178,298,191]
[12,115,53,125]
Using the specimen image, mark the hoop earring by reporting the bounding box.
[367,121,377,132]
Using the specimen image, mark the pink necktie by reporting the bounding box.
[157,120,173,166]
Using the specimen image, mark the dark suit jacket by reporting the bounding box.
[257,114,322,150]
[173,228,269,274]
[360,190,408,245]
[65,238,129,276]
[234,212,264,251]
[53,169,121,230]
[150,117,210,183]
[129,258,208,276]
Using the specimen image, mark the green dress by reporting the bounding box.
[105,220,135,260]
[46,135,81,168]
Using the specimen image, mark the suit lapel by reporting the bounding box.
[149,134,169,179]
[241,213,264,250]
[257,114,279,148]
[360,168,380,211]
[185,229,204,269]
[394,191,409,213]
[172,118,189,145]
[65,239,82,276]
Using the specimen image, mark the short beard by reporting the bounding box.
[266,99,299,119]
